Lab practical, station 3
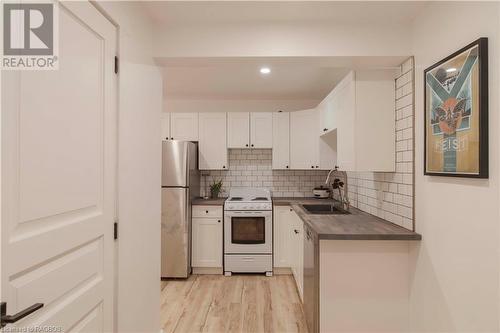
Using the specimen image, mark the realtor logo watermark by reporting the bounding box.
[1,1,58,70]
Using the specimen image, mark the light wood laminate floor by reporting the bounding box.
[160,274,308,333]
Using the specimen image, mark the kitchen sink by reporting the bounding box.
[301,204,350,215]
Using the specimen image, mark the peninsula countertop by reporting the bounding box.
[273,197,422,241]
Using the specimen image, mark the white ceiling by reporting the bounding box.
[161,56,406,100]
[143,1,427,25]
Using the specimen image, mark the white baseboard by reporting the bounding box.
[273,267,292,275]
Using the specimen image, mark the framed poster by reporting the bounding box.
[424,38,488,178]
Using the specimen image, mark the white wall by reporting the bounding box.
[410,2,499,332]
[95,2,162,333]
[164,98,319,114]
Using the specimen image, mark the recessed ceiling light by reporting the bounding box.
[260,67,271,74]
[446,67,457,73]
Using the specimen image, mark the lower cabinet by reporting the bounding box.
[273,206,294,268]
[291,214,304,301]
[192,207,223,270]
[273,205,304,301]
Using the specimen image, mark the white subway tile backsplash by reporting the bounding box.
[201,148,328,198]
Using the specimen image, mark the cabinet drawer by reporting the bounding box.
[224,255,272,273]
[192,205,223,218]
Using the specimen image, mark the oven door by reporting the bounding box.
[224,210,272,254]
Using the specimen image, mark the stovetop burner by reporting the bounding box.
[252,197,269,201]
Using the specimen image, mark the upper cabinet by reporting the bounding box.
[227,112,273,149]
[170,113,199,141]
[320,70,396,172]
[290,109,319,170]
[272,112,290,170]
[199,112,228,170]
[227,112,250,148]
[161,112,198,141]
[250,112,273,148]
[161,113,170,140]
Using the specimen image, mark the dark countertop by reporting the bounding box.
[273,197,421,241]
[192,197,226,206]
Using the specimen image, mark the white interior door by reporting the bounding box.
[1,2,116,331]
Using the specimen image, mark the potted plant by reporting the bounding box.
[209,179,223,199]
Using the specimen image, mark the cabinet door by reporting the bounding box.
[227,112,250,148]
[318,135,337,170]
[161,113,170,140]
[273,206,294,268]
[250,112,273,148]
[336,72,356,171]
[199,112,228,170]
[272,112,290,170]
[171,112,199,141]
[290,109,319,170]
[192,217,223,267]
[291,213,304,301]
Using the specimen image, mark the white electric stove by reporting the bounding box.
[224,188,273,276]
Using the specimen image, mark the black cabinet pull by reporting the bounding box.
[222,165,226,169]
[218,220,221,223]
[245,144,249,147]
[289,208,293,212]
[323,128,328,132]
[170,137,174,140]
[316,166,319,168]
[1,302,44,328]
[251,144,254,147]
[286,165,289,169]
[206,210,209,214]
[311,166,314,168]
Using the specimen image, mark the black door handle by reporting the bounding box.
[1,302,44,327]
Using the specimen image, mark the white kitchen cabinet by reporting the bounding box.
[192,206,223,269]
[161,113,170,140]
[227,112,250,148]
[198,112,228,170]
[274,205,303,300]
[272,112,290,170]
[170,112,198,141]
[228,112,273,148]
[273,206,294,267]
[250,112,273,148]
[192,218,222,267]
[321,70,396,172]
[290,109,319,170]
[291,211,304,301]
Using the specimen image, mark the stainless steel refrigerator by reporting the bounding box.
[161,141,200,278]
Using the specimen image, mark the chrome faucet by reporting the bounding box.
[325,166,350,211]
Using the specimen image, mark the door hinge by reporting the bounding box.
[114,56,119,74]
[114,221,118,240]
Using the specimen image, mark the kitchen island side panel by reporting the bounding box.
[319,240,410,332]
